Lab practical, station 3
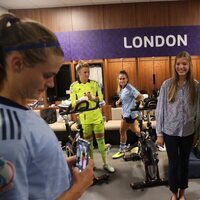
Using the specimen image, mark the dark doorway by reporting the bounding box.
[47,64,71,102]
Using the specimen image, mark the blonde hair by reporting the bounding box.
[76,60,89,72]
[168,51,196,105]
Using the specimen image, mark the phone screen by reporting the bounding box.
[76,138,90,171]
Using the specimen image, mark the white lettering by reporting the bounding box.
[166,35,176,47]
[123,37,132,48]
[144,36,154,47]
[155,35,165,47]
[123,34,188,49]
[132,36,143,48]
[177,34,187,46]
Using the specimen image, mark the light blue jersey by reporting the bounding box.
[119,83,140,119]
[0,96,72,200]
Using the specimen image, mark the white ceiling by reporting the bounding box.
[0,0,184,10]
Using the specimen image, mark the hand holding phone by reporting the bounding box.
[76,138,90,171]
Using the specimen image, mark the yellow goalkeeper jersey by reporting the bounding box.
[70,79,103,124]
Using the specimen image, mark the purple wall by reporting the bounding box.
[56,26,200,60]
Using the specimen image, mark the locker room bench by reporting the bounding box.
[33,107,155,145]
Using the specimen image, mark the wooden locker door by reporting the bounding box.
[138,57,154,95]
[196,57,200,82]
[106,59,123,104]
[170,56,175,77]
[192,56,200,82]
[153,57,170,91]
[106,58,137,104]
[121,58,137,89]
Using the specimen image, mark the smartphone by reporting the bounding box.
[76,138,90,171]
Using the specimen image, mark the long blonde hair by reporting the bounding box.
[168,51,196,104]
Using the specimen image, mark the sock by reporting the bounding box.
[119,142,126,151]
[96,138,106,164]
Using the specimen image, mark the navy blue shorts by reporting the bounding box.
[122,115,136,124]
